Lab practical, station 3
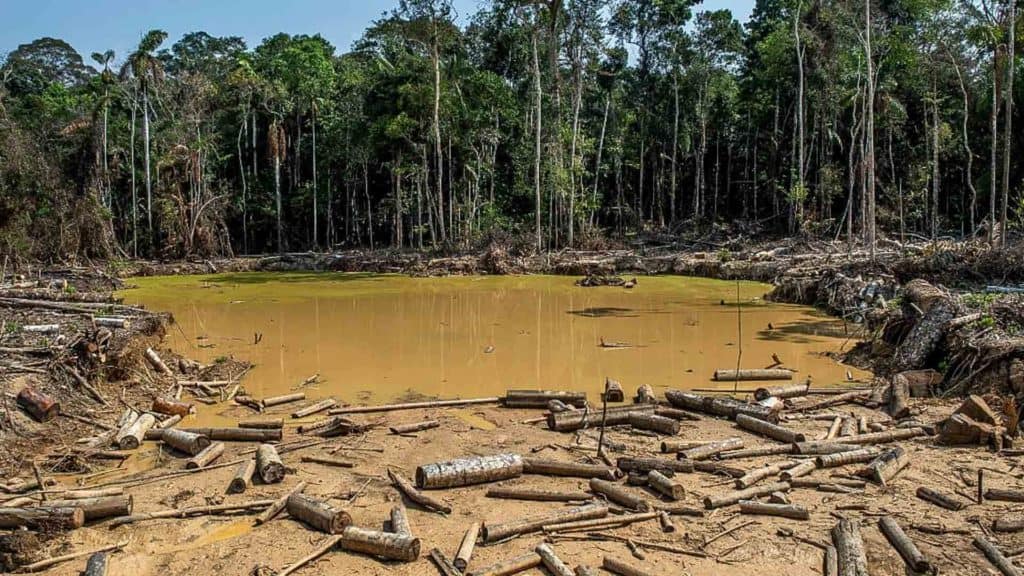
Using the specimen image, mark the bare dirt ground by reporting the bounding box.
[10,391,1023,576]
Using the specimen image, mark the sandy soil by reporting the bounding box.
[23,394,1024,576]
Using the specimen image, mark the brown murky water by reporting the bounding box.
[121,273,868,425]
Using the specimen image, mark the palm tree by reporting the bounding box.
[90,50,115,210]
[123,30,167,243]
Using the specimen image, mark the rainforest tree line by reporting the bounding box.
[0,0,1019,260]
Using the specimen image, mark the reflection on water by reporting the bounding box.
[121,274,868,424]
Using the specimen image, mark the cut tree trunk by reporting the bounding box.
[888,374,911,419]
[703,482,790,509]
[879,516,931,573]
[522,458,619,480]
[152,427,283,442]
[647,470,684,500]
[291,399,337,418]
[973,536,1021,576]
[735,461,796,489]
[634,385,657,404]
[238,418,284,429]
[713,369,793,381]
[339,526,420,561]
[547,405,655,432]
[16,387,59,422]
[486,488,590,502]
[754,382,810,401]
[416,454,523,489]
[590,478,650,511]
[816,449,877,468]
[185,442,224,469]
[736,413,805,443]
[152,397,193,417]
[482,503,608,543]
[389,503,411,535]
[262,393,305,408]
[388,469,451,514]
[43,495,131,521]
[739,500,809,520]
[286,493,352,534]
[861,447,909,485]
[454,522,480,571]
[536,543,574,576]
[893,280,959,371]
[145,348,173,375]
[916,487,965,510]
[0,506,84,529]
[678,438,743,460]
[985,489,1024,503]
[389,421,440,435]
[328,397,500,415]
[502,390,587,409]
[115,413,156,450]
[254,481,307,525]
[602,556,656,576]
[228,459,256,494]
[300,455,354,468]
[256,444,285,483]
[159,429,210,456]
[831,518,869,576]
[616,457,694,475]
[718,445,793,460]
[780,460,818,481]
[628,413,679,435]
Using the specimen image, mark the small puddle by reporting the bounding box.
[121,274,869,426]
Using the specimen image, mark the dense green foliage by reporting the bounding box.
[0,0,1019,260]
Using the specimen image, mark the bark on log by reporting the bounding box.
[389,503,411,535]
[329,397,500,415]
[861,447,909,485]
[973,536,1022,576]
[826,417,843,439]
[0,506,84,529]
[790,478,866,489]
[16,387,59,422]
[831,518,869,576]
[286,493,352,533]
[754,382,810,401]
[693,461,746,477]
[627,413,680,435]
[115,413,156,450]
[185,441,224,469]
[543,512,660,533]
[894,280,958,372]
[780,460,818,481]
[144,348,173,375]
[602,556,656,576]
[416,454,523,489]
[466,552,541,576]
[816,449,878,468]
[993,517,1024,533]
[389,420,440,435]
[152,397,193,417]
[647,470,684,500]
[256,444,285,483]
[590,478,650,511]
[340,526,420,561]
[254,481,307,525]
[486,488,591,502]
[523,457,619,480]
[300,455,354,468]
[839,417,858,437]
[238,418,284,429]
[985,489,1024,503]
[547,405,655,432]
[664,390,707,411]
[291,398,337,418]
[916,487,965,511]
[503,390,587,409]
[735,461,796,489]
[617,457,694,475]
[736,413,805,443]
[878,516,931,573]
[888,374,911,419]
[262,392,306,408]
[678,437,743,460]
[482,503,608,542]
[718,445,793,460]
[159,429,210,456]
[454,522,480,571]
[151,427,283,442]
[228,459,256,494]
[791,442,867,455]
[739,500,809,520]
[703,482,790,509]
[536,543,574,576]
[714,369,793,381]
[654,407,702,421]
[43,495,131,521]
[388,469,451,514]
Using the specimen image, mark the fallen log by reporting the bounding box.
[825,417,843,439]
[228,459,257,493]
[523,457,619,480]
[677,437,743,460]
[985,489,1024,503]
[486,488,591,502]
[300,455,354,468]
[115,413,156,450]
[254,482,307,525]
[790,478,866,489]
[256,444,285,483]
[186,442,224,469]
[466,552,541,576]
[155,414,182,430]
[389,503,411,535]
[338,526,421,561]
[286,493,352,533]
[792,442,866,455]
[718,445,793,460]
[454,522,480,571]
[602,378,625,402]
[816,449,878,468]
[780,460,818,481]
[888,374,911,419]
[861,446,909,485]
[151,427,283,442]
[879,516,931,573]
[993,517,1024,533]
[16,387,59,422]
[658,511,676,533]
[291,398,337,418]
[916,487,965,511]
[536,543,574,576]
[634,385,657,404]
[647,470,684,500]
[754,382,810,401]
[0,506,84,529]
[108,500,274,527]
[547,405,656,432]
[692,461,745,477]
[503,390,587,409]
[735,413,805,443]
[590,478,650,511]
[389,420,440,435]
[831,518,869,576]
[482,503,608,543]
[144,348,173,375]
[703,482,790,509]
[43,495,132,521]
[262,392,306,408]
[974,536,1022,576]
[152,397,193,417]
[387,469,451,514]
[627,413,680,435]
[735,461,796,489]
[238,418,284,429]
[739,500,809,520]
[713,369,793,382]
[416,454,523,489]
[430,548,462,576]
[543,512,660,533]
[839,417,858,438]
[616,457,694,475]
[602,556,656,576]
[329,397,500,415]
[654,407,702,421]
[159,429,210,456]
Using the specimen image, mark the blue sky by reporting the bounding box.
[1,0,755,64]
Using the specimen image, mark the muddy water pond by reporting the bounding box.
[121,273,868,425]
